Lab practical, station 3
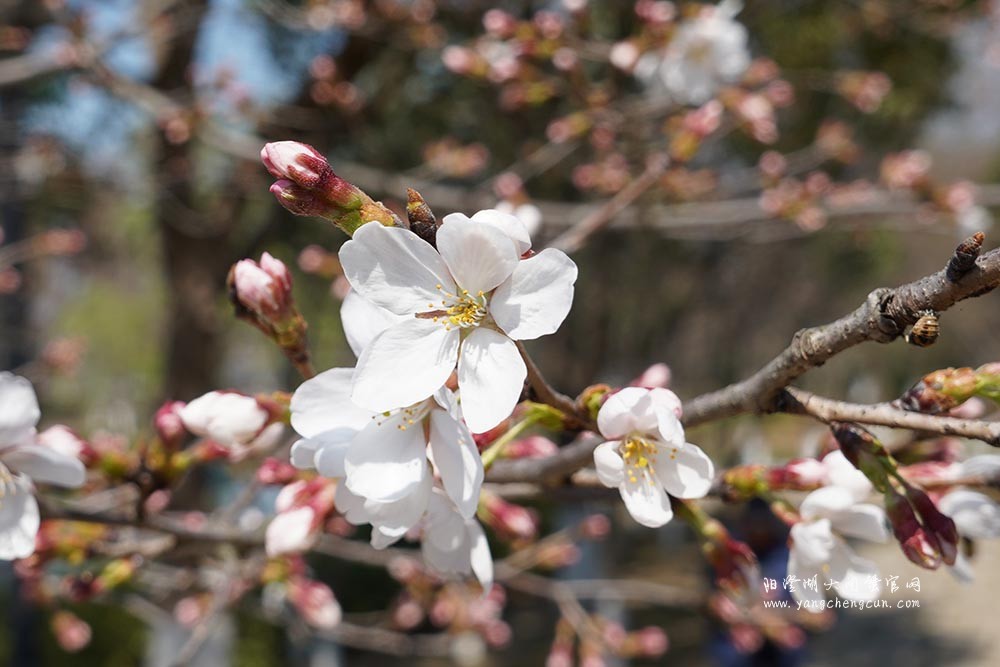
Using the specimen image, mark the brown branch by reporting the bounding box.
[491,236,1000,485]
[682,236,1000,427]
[777,387,1000,446]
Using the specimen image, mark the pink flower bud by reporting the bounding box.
[38,425,96,466]
[257,457,298,485]
[580,513,612,540]
[481,493,539,542]
[635,626,669,657]
[154,401,187,451]
[232,253,293,319]
[907,486,959,566]
[51,611,91,653]
[885,492,942,569]
[630,362,672,388]
[261,141,329,189]
[504,435,559,459]
[287,577,342,629]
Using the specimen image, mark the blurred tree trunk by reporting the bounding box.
[152,0,230,400]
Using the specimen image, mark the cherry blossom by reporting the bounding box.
[290,290,483,531]
[339,212,577,432]
[787,484,889,608]
[0,372,86,559]
[592,387,714,528]
[635,0,750,105]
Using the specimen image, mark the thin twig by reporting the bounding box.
[778,387,1000,445]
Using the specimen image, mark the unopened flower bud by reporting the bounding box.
[154,401,187,451]
[885,491,942,569]
[257,457,298,485]
[503,435,559,459]
[630,362,671,388]
[262,141,397,234]
[38,425,97,467]
[287,576,342,629]
[480,492,539,542]
[899,367,979,414]
[51,611,91,653]
[231,252,293,318]
[906,486,959,566]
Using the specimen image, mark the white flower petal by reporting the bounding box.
[596,388,657,439]
[467,519,494,590]
[266,506,316,557]
[436,214,519,295]
[787,551,825,608]
[789,519,835,566]
[619,472,674,528]
[366,472,434,536]
[352,319,460,413]
[594,441,625,487]
[371,526,404,550]
[490,249,577,341]
[422,491,472,574]
[949,551,976,583]
[939,489,1000,539]
[829,540,880,602]
[0,373,40,447]
[0,476,40,560]
[457,328,526,433]
[829,504,889,543]
[344,413,430,503]
[314,437,353,478]
[1,444,85,488]
[654,442,714,499]
[428,409,483,519]
[340,289,407,358]
[469,209,532,254]
[799,486,857,522]
[290,439,319,469]
[179,392,267,444]
[958,454,1000,479]
[820,450,872,501]
[340,223,456,315]
[290,368,373,439]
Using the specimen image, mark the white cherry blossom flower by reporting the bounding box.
[0,372,86,560]
[635,0,749,105]
[787,484,889,609]
[291,368,483,521]
[339,213,577,433]
[421,488,493,590]
[592,387,714,528]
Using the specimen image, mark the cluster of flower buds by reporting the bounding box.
[262,141,397,234]
[708,592,810,656]
[832,422,959,569]
[668,101,723,162]
[676,499,760,596]
[898,363,1000,415]
[228,252,312,377]
[834,70,892,113]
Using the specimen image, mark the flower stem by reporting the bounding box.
[481,414,542,470]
